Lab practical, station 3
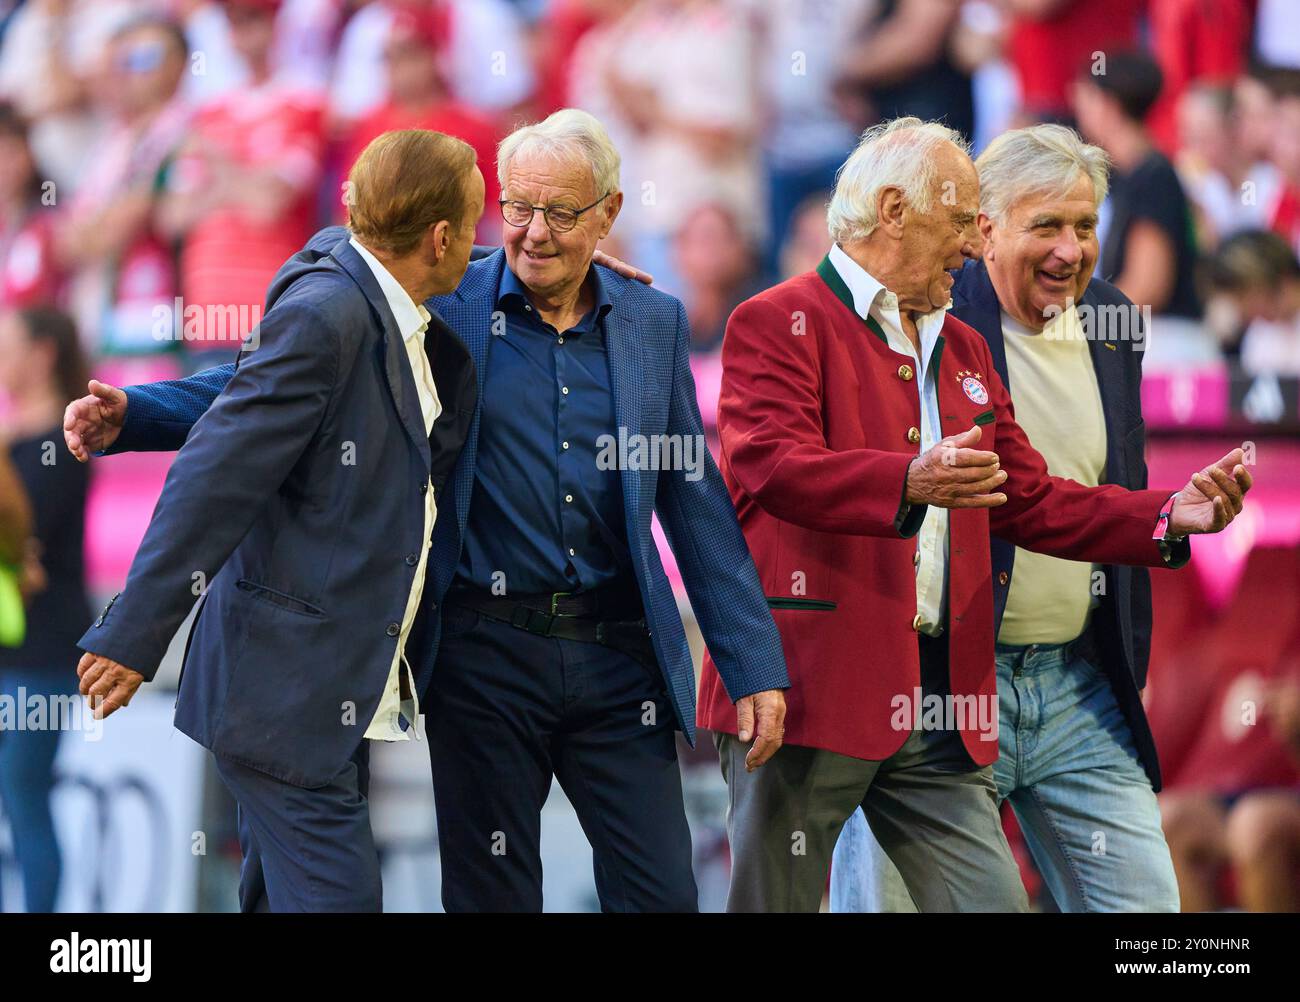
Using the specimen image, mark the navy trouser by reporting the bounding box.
[426,604,698,912]
[213,740,381,912]
[0,670,75,912]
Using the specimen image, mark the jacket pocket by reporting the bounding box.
[235,579,325,618]
[766,597,837,611]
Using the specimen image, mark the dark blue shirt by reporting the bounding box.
[455,264,631,594]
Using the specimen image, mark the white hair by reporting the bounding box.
[826,117,970,244]
[497,108,621,199]
[975,124,1110,224]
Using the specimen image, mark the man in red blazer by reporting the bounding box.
[698,117,1252,912]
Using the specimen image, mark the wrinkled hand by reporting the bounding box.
[64,380,128,462]
[592,249,653,285]
[904,424,1007,509]
[736,688,786,771]
[77,651,145,718]
[1168,448,1252,536]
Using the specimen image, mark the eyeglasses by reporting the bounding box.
[499,193,609,233]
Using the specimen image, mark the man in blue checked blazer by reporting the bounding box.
[65,110,788,912]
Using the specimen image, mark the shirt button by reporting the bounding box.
[561,386,569,395]
[562,441,570,450]
[406,554,418,566]
[912,614,922,632]
[897,364,914,381]
[568,548,576,557]
[565,494,573,503]
[525,304,532,312]
[386,623,401,637]
[998,571,1009,586]
[557,337,565,345]
[906,426,921,445]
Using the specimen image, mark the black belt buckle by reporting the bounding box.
[511,606,557,637]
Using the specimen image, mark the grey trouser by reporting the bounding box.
[715,721,1029,912]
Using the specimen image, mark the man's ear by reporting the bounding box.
[877,186,906,236]
[428,219,452,263]
[598,192,624,239]
[977,212,995,257]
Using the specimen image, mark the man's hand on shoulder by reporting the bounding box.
[593,249,653,285]
[64,380,128,462]
[77,651,145,718]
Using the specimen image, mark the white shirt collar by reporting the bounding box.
[828,242,950,362]
[349,236,430,342]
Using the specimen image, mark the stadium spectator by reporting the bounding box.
[1176,83,1275,250]
[835,0,974,144]
[0,0,132,195]
[596,0,762,296]
[0,305,91,912]
[54,15,190,355]
[171,0,247,104]
[1159,659,1300,912]
[340,6,501,241]
[1072,50,1201,319]
[531,0,605,118]
[1003,0,1141,123]
[777,189,833,281]
[1265,73,1300,257]
[0,105,62,308]
[1234,68,1288,233]
[755,0,858,271]
[328,0,534,134]
[158,0,325,363]
[1202,229,1300,376]
[1147,0,1251,156]
[671,201,767,355]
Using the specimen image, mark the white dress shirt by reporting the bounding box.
[828,243,952,636]
[349,237,442,741]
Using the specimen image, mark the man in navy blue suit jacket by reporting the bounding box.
[832,125,1203,912]
[70,130,487,911]
[65,111,789,912]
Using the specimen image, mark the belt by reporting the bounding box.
[443,583,655,665]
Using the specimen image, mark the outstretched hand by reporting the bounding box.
[1168,448,1252,536]
[64,380,128,462]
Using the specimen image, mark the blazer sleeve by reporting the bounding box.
[654,299,789,701]
[718,295,924,538]
[983,341,1183,569]
[79,302,340,678]
[106,363,237,454]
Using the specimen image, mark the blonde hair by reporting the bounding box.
[346,129,477,255]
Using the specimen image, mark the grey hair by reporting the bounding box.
[826,117,970,244]
[976,124,1110,224]
[497,108,621,199]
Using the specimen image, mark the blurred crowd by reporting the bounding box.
[0,0,1297,912]
[0,0,1296,370]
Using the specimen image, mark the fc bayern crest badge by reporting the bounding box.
[960,373,988,405]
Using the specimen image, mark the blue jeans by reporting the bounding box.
[830,638,1180,912]
[0,670,77,912]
